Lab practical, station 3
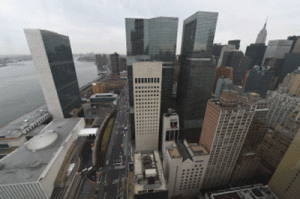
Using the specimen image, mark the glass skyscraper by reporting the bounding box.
[126,17,178,62]
[181,11,218,58]
[24,29,81,119]
[177,11,218,142]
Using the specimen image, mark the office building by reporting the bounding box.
[287,35,300,53]
[161,109,179,155]
[24,29,81,119]
[200,90,255,188]
[257,110,300,179]
[212,43,223,65]
[95,54,108,71]
[277,52,300,85]
[0,118,85,199]
[228,39,240,50]
[229,149,260,186]
[163,140,209,198]
[180,11,218,58]
[204,184,278,199]
[176,11,218,142]
[292,38,300,53]
[126,17,178,63]
[240,93,269,149]
[176,55,216,142]
[214,77,233,99]
[126,17,178,135]
[220,51,251,85]
[133,62,162,151]
[266,91,300,129]
[262,40,293,65]
[268,126,300,199]
[217,45,236,67]
[255,20,267,44]
[213,65,233,91]
[245,43,267,68]
[134,151,168,199]
[119,57,127,71]
[110,52,120,75]
[279,67,300,96]
[244,66,274,98]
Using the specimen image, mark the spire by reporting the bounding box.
[263,16,268,29]
[255,18,268,44]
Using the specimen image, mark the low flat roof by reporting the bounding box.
[0,118,82,185]
[212,192,241,199]
[190,145,208,156]
[0,105,49,138]
[169,147,181,158]
[79,128,98,136]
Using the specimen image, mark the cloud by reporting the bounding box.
[0,0,300,55]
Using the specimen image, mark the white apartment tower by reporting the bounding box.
[200,90,255,188]
[163,140,209,198]
[133,61,162,151]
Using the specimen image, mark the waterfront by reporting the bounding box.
[0,59,99,128]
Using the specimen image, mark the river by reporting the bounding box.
[0,59,99,128]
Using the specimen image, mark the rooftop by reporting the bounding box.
[206,184,278,199]
[167,140,209,160]
[134,151,167,195]
[0,105,50,139]
[0,118,83,185]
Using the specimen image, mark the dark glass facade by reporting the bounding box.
[180,11,218,58]
[176,57,216,142]
[125,17,178,62]
[177,11,218,142]
[244,66,274,98]
[245,43,267,68]
[278,53,300,85]
[40,30,81,117]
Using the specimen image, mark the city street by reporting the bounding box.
[97,83,130,199]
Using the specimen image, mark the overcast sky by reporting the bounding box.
[1,0,299,55]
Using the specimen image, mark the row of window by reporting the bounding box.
[135,86,159,89]
[135,90,159,93]
[135,77,160,84]
[136,101,159,105]
[135,98,160,101]
[135,94,159,97]
[136,132,158,135]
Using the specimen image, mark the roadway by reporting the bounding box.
[99,82,130,199]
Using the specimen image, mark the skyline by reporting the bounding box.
[1,0,300,55]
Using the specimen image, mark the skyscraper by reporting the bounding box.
[132,62,162,151]
[268,125,300,199]
[110,52,120,75]
[126,17,178,145]
[180,11,218,58]
[125,17,178,63]
[177,11,218,142]
[200,90,255,188]
[24,29,81,119]
[228,39,240,50]
[245,43,267,68]
[255,20,267,44]
[257,110,300,183]
[244,65,274,98]
[262,40,293,66]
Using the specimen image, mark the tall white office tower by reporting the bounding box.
[24,29,81,120]
[133,62,162,151]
